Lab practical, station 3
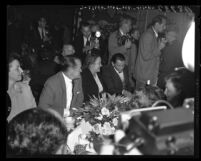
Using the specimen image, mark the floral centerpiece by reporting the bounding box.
[68,86,166,154]
[72,93,131,132]
[70,93,139,153]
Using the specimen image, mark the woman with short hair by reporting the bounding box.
[7,53,36,122]
[164,69,194,107]
[81,53,105,102]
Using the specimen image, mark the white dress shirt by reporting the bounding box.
[38,27,46,39]
[93,74,103,93]
[83,35,91,47]
[119,29,125,36]
[152,27,158,38]
[62,72,73,117]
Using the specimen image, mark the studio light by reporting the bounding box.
[182,21,195,72]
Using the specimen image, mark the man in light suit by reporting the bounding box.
[108,16,132,65]
[38,55,83,117]
[134,15,167,89]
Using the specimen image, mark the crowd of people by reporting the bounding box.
[7,13,195,155]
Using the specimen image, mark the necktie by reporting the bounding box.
[42,28,45,39]
[86,38,90,46]
[40,29,43,40]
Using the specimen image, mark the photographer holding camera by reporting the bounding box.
[74,21,105,64]
[108,16,133,65]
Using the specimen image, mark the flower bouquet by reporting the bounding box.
[70,93,138,153]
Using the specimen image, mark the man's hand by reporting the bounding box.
[158,40,166,50]
[124,39,132,49]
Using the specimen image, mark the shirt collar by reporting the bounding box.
[152,27,158,38]
[62,72,72,83]
[84,35,91,40]
[119,29,125,36]
[113,66,123,74]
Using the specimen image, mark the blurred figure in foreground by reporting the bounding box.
[7,108,69,155]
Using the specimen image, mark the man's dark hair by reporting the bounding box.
[111,53,125,64]
[60,55,80,72]
[150,15,167,27]
[7,108,67,155]
[80,21,90,29]
[8,52,21,64]
[119,15,132,28]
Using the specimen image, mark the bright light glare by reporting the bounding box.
[182,21,195,72]
[95,31,101,37]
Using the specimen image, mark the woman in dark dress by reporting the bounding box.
[81,53,105,102]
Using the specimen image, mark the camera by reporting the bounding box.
[118,34,132,46]
[92,31,101,39]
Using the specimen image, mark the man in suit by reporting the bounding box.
[25,17,52,54]
[108,16,132,65]
[102,53,132,97]
[38,55,83,117]
[134,15,167,89]
[73,21,94,64]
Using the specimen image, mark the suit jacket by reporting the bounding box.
[108,30,131,64]
[128,43,138,78]
[25,27,43,51]
[38,72,84,117]
[26,26,53,53]
[134,28,161,85]
[73,34,85,64]
[81,68,105,102]
[102,64,131,95]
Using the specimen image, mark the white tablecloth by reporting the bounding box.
[67,120,96,154]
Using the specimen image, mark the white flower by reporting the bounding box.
[101,128,107,135]
[95,114,103,120]
[111,127,116,135]
[103,122,111,128]
[102,122,112,135]
[77,116,82,120]
[101,107,110,116]
[93,123,102,134]
[112,118,118,126]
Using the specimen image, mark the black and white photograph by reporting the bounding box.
[6,5,199,157]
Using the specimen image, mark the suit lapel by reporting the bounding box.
[58,72,67,111]
[87,68,99,91]
[110,65,123,89]
[123,66,129,85]
[149,28,158,43]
